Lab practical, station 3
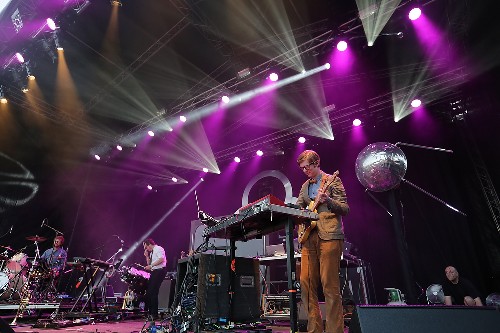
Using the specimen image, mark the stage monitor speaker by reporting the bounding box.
[158,278,176,311]
[0,318,15,333]
[231,257,261,322]
[350,305,500,333]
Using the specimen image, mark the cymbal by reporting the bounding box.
[26,235,47,242]
[0,245,14,251]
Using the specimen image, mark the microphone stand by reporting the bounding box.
[41,219,64,235]
[99,244,124,307]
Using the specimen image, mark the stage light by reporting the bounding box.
[269,72,279,82]
[298,137,306,143]
[202,167,208,173]
[180,115,187,122]
[234,157,241,163]
[111,0,122,6]
[15,52,25,63]
[116,145,122,151]
[54,33,63,50]
[409,8,422,21]
[411,99,422,108]
[21,87,29,93]
[172,177,178,182]
[0,86,6,104]
[47,18,57,30]
[353,119,362,126]
[324,63,331,70]
[94,154,101,160]
[148,130,154,137]
[256,150,263,156]
[221,95,230,104]
[337,41,348,52]
[147,185,153,190]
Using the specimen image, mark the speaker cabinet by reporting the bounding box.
[158,278,176,311]
[350,305,500,333]
[175,254,261,322]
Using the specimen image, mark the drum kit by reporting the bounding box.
[0,235,58,303]
[119,266,150,295]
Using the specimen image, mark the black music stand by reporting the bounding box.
[69,261,109,313]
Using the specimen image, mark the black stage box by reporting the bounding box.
[350,305,500,333]
[175,254,260,322]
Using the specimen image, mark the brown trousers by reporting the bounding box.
[300,231,343,333]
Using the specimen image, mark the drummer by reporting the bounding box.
[39,235,67,277]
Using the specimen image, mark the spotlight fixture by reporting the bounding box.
[110,0,122,6]
[0,86,7,104]
[46,18,57,31]
[53,32,63,50]
[221,95,230,104]
[147,185,153,190]
[411,99,422,108]
[116,145,123,151]
[298,137,306,143]
[172,177,178,182]
[234,157,241,163]
[21,86,29,93]
[336,41,348,52]
[269,72,279,82]
[256,150,263,156]
[15,52,25,63]
[148,130,154,137]
[324,63,331,70]
[25,63,35,80]
[409,8,422,21]
[94,154,101,160]
[202,167,208,173]
[353,119,362,126]
[179,115,187,122]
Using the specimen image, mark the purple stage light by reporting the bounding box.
[324,62,331,70]
[172,177,178,182]
[15,52,25,63]
[353,119,362,126]
[337,41,348,52]
[116,145,122,151]
[409,8,421,21]
[256,150,263,156]
[147,185,153,190]
[179,115,187,122]
[94,154,101,160]
[411,99,422,108]
[47,18,57,30]
[269,72,279,82]
[298,136,306,143]
[221,95,230,104]
[202,167,208,173]
[148,130,154,136]
[234,157,241,163]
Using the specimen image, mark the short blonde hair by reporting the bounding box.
[297,150,320,166]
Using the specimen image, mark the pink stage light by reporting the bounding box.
[353,119,362,126]
[324,62,331,69]
[256,150,263,156]
[269,73,279,82]
[172,177,178,182]
[411,99,422,108]
[47,18,57,30]
[15,52,25,63]
[337,41,348,52]
[148,130,154,136]
[116,145,122,151]
[409,8,422,21]
[234,157,241,163]
[298,137,306,143]
[202,167,208,173]
[179,115,187,122]
[94,154,101,160]
[147,185,153,190]
[221,95,230,104]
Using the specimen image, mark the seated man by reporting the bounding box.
[443,266,483,306]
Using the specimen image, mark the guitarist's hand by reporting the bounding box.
[317,190,329,204]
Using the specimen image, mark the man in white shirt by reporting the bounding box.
[143,238,167,320]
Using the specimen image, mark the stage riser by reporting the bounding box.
[350,305,500,333]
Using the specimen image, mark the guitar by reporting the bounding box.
[298,171,339,244]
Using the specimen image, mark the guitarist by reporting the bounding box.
[296,150,349,333]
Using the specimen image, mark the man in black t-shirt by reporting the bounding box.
[443,266,483,306]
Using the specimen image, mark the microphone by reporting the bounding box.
[75,277,83,288]
[113,235,124,244]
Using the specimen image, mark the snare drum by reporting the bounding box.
[6,253,29,275]
[119,266,150,294]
